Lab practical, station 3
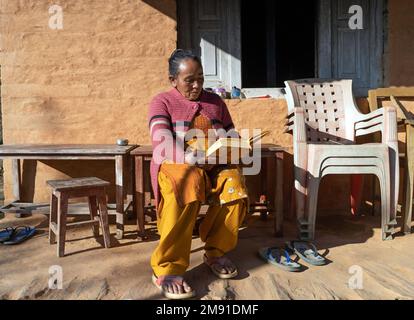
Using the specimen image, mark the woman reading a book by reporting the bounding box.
[148,49,249,299]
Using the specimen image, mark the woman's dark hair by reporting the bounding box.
[168,49,202,78]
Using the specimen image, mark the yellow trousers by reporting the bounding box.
[151,164,248,276]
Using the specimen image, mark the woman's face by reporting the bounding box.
[171,59,204,101]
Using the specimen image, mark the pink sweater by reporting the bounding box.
[148,88,235,207]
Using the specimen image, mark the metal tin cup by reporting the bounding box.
[116,138,129,146]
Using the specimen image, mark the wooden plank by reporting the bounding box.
[368,87,414,111]
[368,89,414,217]
[97,189,111,248]
[11,159,21,201]
[50,222,58,235]
[0,144,138,155]
[115,155,124,239]
[3,202,127,215]
[130,145,153,156]
[49,194,58,244]
[47,177,110,191]
[0,156,117,160]
[391,95,414,121]
[0,206,31,214]
[66,219,99,229]
[88,196,99,237]
[135,155,146,239]
[52,187,103,199]
[130,144,286,157]
[403,124,414,234]
[371,87,414,98]
[126,154,134,219]
[57,193,68,257]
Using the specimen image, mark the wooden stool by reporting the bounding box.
[47,177,111,257]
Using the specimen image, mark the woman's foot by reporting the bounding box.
[152,274,196,300]
[203,254,238,279]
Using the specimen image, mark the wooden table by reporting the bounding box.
[0,144,138,239]
[131,144,286,238]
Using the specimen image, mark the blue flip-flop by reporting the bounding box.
[3,226,36,245]
[258,247,302,272]
[286,240,327,266]
[0,227,15,243]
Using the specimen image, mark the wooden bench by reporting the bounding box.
[131,144,286,239]
[47,177,111,257]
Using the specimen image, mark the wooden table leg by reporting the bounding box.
[12,159,21,201]
[88,195,99,237]
[97,189,112,248]
[126,154,134,220]
[274,151,284,237]
[11,159,24,218]
[262,157,273,220]
[115,155,125,240]
[135,155,146,239]
[49,193,58,244]
[57,192,68,258]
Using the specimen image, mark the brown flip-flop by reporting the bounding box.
[203,254,238,279]
[152,274,196,300]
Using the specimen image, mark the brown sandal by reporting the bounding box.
[152,274,196,300]
[203,254,238,279]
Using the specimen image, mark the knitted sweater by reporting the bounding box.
[148,88,235,208]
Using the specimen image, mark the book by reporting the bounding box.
[187,130,271,160]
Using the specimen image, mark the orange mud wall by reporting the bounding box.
[0,0,177,203]
[0,0,414,217]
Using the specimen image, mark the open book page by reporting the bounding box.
[205,138,251,158]
[187,130,271,161]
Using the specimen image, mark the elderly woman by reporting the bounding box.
[148,49,248,299]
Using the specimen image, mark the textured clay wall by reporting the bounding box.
[0,0,176,202]
[0,0,412,215]
[387,0,414,86]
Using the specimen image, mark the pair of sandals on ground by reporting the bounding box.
[259,240,328,272]
[153,241,327,300]
[152,253,237,300]
[0,226,36,245]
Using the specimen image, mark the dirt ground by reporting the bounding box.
[1,207,414,300]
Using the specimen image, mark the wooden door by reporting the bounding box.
[318,0,384,97]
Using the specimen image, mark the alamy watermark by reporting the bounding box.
[48,265,63,290]
[348,265,364,290]
[48,5,63,30]
[349,5,364,30]
[46,4,363,31]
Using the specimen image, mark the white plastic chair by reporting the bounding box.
[284,79,399,240]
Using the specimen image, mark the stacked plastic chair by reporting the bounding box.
[285,79,399,240]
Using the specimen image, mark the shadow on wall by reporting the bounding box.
[142,0,177,20]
